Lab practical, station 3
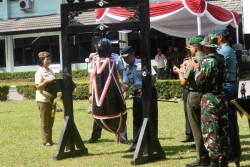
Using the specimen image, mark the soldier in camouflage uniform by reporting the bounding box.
[192,34,231,167]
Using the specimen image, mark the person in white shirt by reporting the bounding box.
[35,52,55,146]
[155,48,166,79]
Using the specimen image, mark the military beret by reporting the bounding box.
[214,27,230,36]
[195,34,205,39]
[185,36,203,49]
[189,37,204,45]
[200,34,219,48]
[38,52,51,58]
[120,46,134,58]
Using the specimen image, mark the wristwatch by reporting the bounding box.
[88,93,92,97]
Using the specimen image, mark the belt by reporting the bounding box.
[188,90,200,92]
[226,80,236,82]
[134,89,142,93]
[203,92,220,95]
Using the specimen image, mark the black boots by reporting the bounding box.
[208,157,228,167]
[220,157,229,167]
[208,159,219,167]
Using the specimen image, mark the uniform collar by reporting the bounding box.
[194,52,204,57]
[42,67,49,72]
[133,58,140,66]
[221,43,229,47]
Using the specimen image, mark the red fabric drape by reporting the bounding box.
[232,11,240,25]
[207,3,233,22]
[149,1,183,17]
[109,7,134,17]
[95,8,106,20]
[185,0,206,14]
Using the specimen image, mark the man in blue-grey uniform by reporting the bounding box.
[214,27,241,166]
[120,46,158,152]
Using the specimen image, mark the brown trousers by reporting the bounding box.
[37,102,54,144]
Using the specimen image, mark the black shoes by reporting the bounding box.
[186,162,206,167]
[88,137,99,143]
[88,133,101,143]
[208,162,218,167]
[181,137,194,143]
[125,145,136,152]
[120,140,129,144]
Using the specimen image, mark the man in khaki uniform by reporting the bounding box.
[173,37,209,167]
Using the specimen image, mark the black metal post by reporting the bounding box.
[131,0,165,165]
[53,3,88,160]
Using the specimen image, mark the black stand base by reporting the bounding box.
[53,116,88,160]
[131,118,165,165]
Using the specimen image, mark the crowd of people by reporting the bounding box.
[34,27,241,167]
[155,45,185,80]
[173,28,240,167]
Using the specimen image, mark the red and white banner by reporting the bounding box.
[95,0,240,38]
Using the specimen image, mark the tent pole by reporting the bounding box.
[236,27,239,44]
[119,32,128,47]
[197,16,201,35]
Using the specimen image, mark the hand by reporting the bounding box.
[123,91,128,100]
[45,79,53,84]
[189,59,200,69]
[173,66,180,74]
[138,91,142,97]
[88,95,92,104]
[180,63,186,73]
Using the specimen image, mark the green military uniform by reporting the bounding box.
[184,52,208,165]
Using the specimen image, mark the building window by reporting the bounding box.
[69,34,92,63]
[0,39,6,67]
[14,35,60,66]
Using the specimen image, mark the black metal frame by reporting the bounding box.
[56,0,165,165]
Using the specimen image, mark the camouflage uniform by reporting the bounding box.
[195,53,231,163]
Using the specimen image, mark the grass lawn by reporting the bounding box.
[0,100,250,167]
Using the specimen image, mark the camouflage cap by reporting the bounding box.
[38,52,51,58]
[200,34,219,48]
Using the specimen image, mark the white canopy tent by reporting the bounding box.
[95,0,240,42]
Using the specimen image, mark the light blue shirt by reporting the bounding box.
[217,43,237,81]
[123,58,156,90]
[111,53,124,71]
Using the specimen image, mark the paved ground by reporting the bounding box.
[7,86,26,101]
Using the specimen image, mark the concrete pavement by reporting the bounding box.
[7,86,26,101]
